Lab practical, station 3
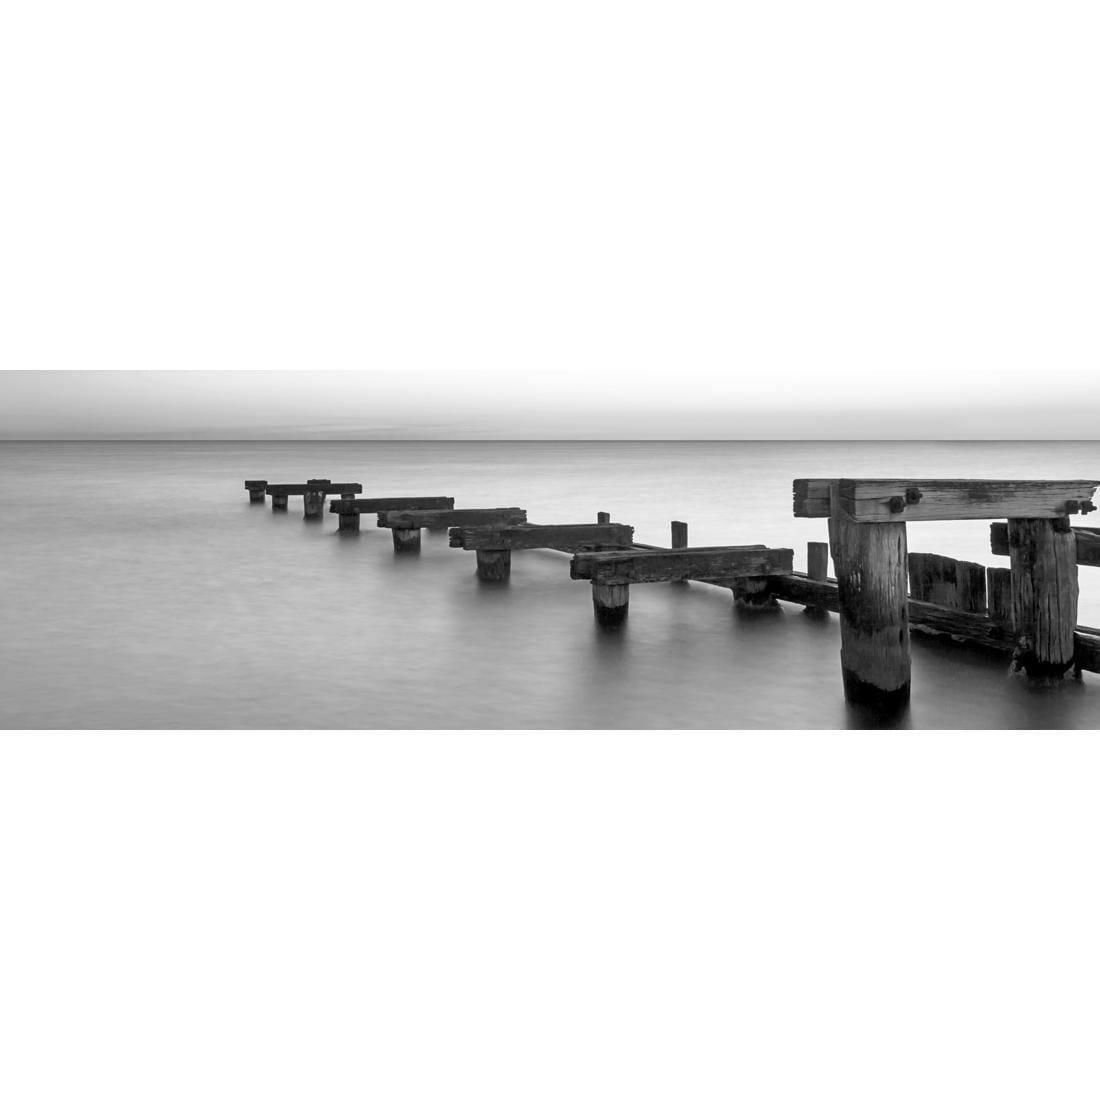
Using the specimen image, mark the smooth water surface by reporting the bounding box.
[2,440,1098,728]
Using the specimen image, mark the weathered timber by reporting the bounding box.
[987,567,1012,624]
[245,479,267,503]
[303,489,326,519]
[991,522,1100,567]
[597,512,611,524]
[1007,518,1079,678]
[449,523,634,552]
[907,553,986,613]
[391,528,422,553]
[476,549,511,582]
[378,508,526,531]
[265,482,363,496]
[807,542,829,581]
[671,521,688,550]
[1076,627,1100,674]
[828,481,911,709]
[592,583,629,627]
[570,547,789,586]
[834,479,1099,523]
[732,576,780,611]
[272,493,289,511]
[338,511,360,533]
[329,496,456,515]
[793,479,835,519]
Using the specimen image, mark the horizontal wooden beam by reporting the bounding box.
[570,546,787,585]
[451,523,635,552]
[377,507,526,530]
[265,482,362,495]
[330,495,454,515]
[833,479,1098,523]
[792,478,835,518]
[990,522,1100,566]
[1077,627,1100,674]
[244,480,267,489]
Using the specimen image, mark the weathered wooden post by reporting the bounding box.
[476,549,511,581]
[593,583,629,626]
[392,528,422,553]
[272,493,289,511]
[987,566,1012,624]
[671,521,688,549]
[1007,518,1079,678]
[339,510,360,533]
[807,541,829,581]
[303,487,327,519]
[597,511,611,524]
[245,479,267,503]
[827,481,911,709]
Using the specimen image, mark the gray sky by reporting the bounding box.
[2,368,1099,439]
[2,5,1098,438]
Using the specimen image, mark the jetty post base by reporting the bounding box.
[1008,517,1079,678]
[732,576,780,612]
[593,582,629,627]
[303,490,326,520]
[338,512,360,534]
[392,528,422,553]
[476,548,511,582]
[829,484,911,711]
[272,494,289,511]
[248,488,265,503]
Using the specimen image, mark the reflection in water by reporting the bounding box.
[1,439,1098,728]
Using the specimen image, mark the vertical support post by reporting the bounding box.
[807,541,829,581]
[732,577,779,611]
[592,583,628,626]
[671,521,688,549]
[272,494,289,511]
[246,481,267,504]
[338,511,360,533]
[597,511,611,524]
[476,548,511,581]
[303,489,326,519]
[1007,518,1078,677]
[828,482,911,709]
[392,527,422,553]
[986,566,1012,624]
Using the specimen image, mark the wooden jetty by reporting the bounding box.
[265,481,363,518]
[450,522,635,581]
[243,472,1100,716]
[245,479,267,503]
[377,507,527,553]
[329,496,456,533]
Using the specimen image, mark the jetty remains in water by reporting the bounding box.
[243,475,1100,715]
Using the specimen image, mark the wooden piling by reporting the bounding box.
[807,542,829,581]
[338,511,360,533]
[592,583,628,626]
[303,489,326,519]
[828,483,911,709]
[1007,518,1079,678]
[597,511,611,524]
[476,549,511,582]
[272,493,289,511]
[392,528,422,553]
[987,566,1012,624]
[245,480,267,503]
[671,521,688,549]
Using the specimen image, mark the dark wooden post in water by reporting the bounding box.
[597,511,611,525]
[476,549,511,581]
[827,482,911,709]
[671,521,688,549]
[807,542,829,581]
[245,480,267,503]
[593,584,629,626]
[272,492,289,511]
[304,480,328,520]
[392,528,422,553]
[1007,518,1079,677]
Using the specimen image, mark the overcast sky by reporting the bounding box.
[2,4,1098,438]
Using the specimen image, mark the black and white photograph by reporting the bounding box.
[3,1,1099,1097]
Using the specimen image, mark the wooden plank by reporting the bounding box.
[244,480,268,489]
[450,523,634,552]
[330,496,455,515]
[793,478,835,518]
[570,546,789,586]
[265,482,362,495]
[829,481,910,708]
[1008,518,1078,676]
[991,522,1100,567]
[835,479,1099,523]
[378,507,526,530]
[987,567,1012,623]
[907,552,986,613]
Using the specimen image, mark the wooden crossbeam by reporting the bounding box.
[570,546,787,586]
[265,482,362,495]
[378,507,526,530]
[450,523,634,552]
[991,522,1100,566]
[793,478,835,518]
[832,479,1098,523]
[330,496,455,515]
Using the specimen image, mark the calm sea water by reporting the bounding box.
[2,440,1098,729]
